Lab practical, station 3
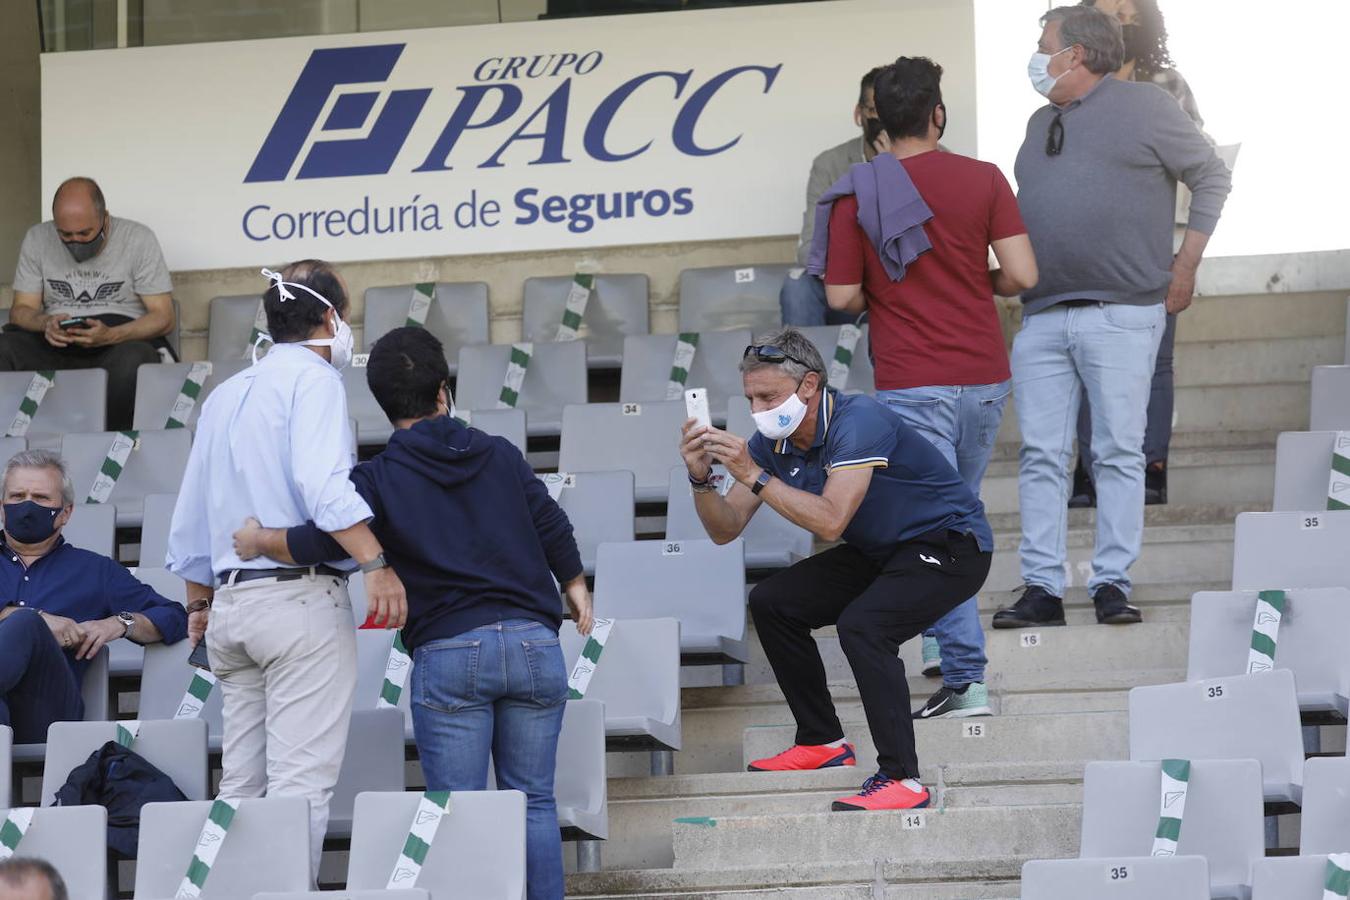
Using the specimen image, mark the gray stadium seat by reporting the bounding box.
[118,567,188,677]
[345,791,526,899]
[559,618,681,751]
[593,539,748,664]
[257,893,430,900]
[0,805,106,898]
[0,725,11,808]
[550,470,634,574]
[665,465,812,569]
[1232,511,1350,591]
[1345,297,1349,364]
[138,492,178,567]
[207,293,266,363]
[61,428,192,528]
[131,360,250,432]
[618,330,752,422]
[1273,431,1344,511]
[1251,855,1337,899]
[798,324,876,394]
[135,797,311,898]
[558,401,686,503]
[1310,365,1350,431]
[1299,756,1350,855]
[460,407,528,456]
[1128,670,1304,806]
[362,282,490,372]
[42,718,209,805]
[344,363,394,446]
[1186,588,1350,717]
[140,639,225,748]
[456,341,587,437]
[61,500,116,559]
[0,435,25,465]
[330,707,407,838]
[1079,759,1263,899]
[353,626,414,741]
[726,395,755,438]
[1022,856,1211,900]
[556,699,609,842]
[523,273,650,368]
[678,264,790,333]
[0,369,106,449]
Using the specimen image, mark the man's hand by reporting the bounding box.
[679,418,714,481]
[1165,259,1198,315]
[364,566,408,629]
[188,607,209,648]
[75,616,128,661]
[701,429,761,486]
[41,611,85,651]
[233,517,266,561]
[65,318,119,348]
[43,316,75,348]
[564,578,594,636]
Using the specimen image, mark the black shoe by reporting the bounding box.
[1144,464,1167,505]
[1069,459,1096,509]
[1093,583,1142,624]
[992,586,1066,629]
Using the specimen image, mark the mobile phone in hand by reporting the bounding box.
[58,317,89,329]
[684,388,712,431]
[188,640,212,671]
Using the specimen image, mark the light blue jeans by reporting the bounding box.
[411,619,567,900]
[779,270,860,327]
[1012,302,1166,596]
[876,381,1010,687]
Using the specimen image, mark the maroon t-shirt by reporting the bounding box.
[824,151,1025,390]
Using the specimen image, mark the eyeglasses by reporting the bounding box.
[744,344,812,369]
[1046,110,1065,157]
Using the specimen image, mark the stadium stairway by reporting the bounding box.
[559,281,1348,897]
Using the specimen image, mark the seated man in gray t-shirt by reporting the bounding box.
[3,176,176,430]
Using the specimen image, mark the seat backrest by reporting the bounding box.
[593,539,745,644]
[330,707,407,836]
[1079,759,1263,896]
[665,465,811,568]
[362,282,490,364]
[677,264,789,333]
[1273,430,1346,511]
[1186,589,1350,715]
[558,401,686,503]
[559,618,680,730]
[1233,510,1350,590]
[0,436,25,466]
[797,324,876,394]
[1299,756,1350,854]
[131,360,249,431]
[41,718,209,805]
[522,274,650,364]
[345,790,526,898]
[726,395,755,439]
[1128,670,1304,805]
[550,470,634,573]
[0,805,106,898]
[1310,365,1350,431]
[207,294,265,363]
[60,501,117,559]
[460,407,527,455]
[0,726,11,808]
[1022,856,1210,900]
[139,639,225,741]
[456,341,587,435]
[81,645,110,723]
[352,628,412,722]
[618,330,751,419]
[138,492,179,567]
[135,797,311,898]
[256,892,431,900]
[343,363,393,447]
[61,429,192,522]
[135,566,187,605]
[1251,855,1338,899]
[0,369,107,440]
[554,699,608,840]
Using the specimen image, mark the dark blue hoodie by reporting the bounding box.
[285,415,582,651]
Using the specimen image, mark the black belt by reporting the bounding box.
[218,565,347,586]
[1058,299,1101,308]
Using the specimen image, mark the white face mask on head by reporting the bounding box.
[258,267,354,369]
[1028,45,1074,98]
[752,387,809,440]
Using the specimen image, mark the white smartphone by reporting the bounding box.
[684,387,712,431]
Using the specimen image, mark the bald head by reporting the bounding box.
[0,858,68,900]
[52,177,107,245]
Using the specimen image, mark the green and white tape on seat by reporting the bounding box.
[407,282,435,327]
[1151,758,1190,857]
[1330,433,1350,511]
[827,324,862,390]
[566,617,615,700]
[175,798,238,899]
[165,362,214,429]
[555,273,594,342]
[86,431,139,504]
[0,808,35,861]
[175,668,218,719]
[1247,590,1286,674]
[496,343,533,409]
[244,301,270,361]
[386,790,451,889]
[541,472,575,502]
[1325,853,1350,899]
[377,633,412,709]
[666,333,700,400]
[116,720,142,748]
[6,370,56,437]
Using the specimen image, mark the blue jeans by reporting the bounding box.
[1077,311,1178,467]
[779,270,859,327]
[877,382,1009,686]
[0,608,83,743]
[1012,302,1166,596]
[411,619,567,900]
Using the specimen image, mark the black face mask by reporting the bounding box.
[1121,24,1148,64]
[63,224,106,263]
[863,116,886,147]
[3,500,62,544]
[935,104,947,140]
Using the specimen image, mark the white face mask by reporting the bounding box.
[752,388,809,440]
[1028,45,1074,98]
[258,268,354,369]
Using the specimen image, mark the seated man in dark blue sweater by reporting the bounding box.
[231,327,591,900]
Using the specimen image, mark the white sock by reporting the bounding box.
[901,778,924,792]
[823,738,847,748]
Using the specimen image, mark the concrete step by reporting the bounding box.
[1174,335,1344,387]
[1178,289,1350,343]
[986,427,1279,463]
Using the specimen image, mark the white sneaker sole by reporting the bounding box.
[919,705,993,719]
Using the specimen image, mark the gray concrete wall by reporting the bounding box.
[0,0,41,283]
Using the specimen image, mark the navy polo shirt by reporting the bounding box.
[0,534,189,682]
[748,389,994,560]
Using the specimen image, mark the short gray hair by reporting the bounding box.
[0,857,70,900]
[4,449,76,507]
[1043,5,1124,75]
[739,326,827,384]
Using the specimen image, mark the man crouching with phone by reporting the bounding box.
[680,326,993,811]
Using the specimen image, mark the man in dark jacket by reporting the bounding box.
[231,326,591,900]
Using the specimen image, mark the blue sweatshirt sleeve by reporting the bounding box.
[515,445,583,584]
[284,469,373,565]
[106,559,189,645]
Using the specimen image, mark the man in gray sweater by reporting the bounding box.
[993,5,1230,629]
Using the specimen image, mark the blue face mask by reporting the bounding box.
[3,500,62,544]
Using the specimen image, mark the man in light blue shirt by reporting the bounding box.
[166,259,406,877]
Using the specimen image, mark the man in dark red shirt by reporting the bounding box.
[824,57,1038,720]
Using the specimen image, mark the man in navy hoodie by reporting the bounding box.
[232,326,592,900]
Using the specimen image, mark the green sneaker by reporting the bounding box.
[921,635,942,677]
[912,682,992,719]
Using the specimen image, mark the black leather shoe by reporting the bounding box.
[992,586,1066,629]
[1069,459,1096,509]
[1144,464,1167,505]
[1093,583,1142,624]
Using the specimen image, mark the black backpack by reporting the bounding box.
[52,740,188,858]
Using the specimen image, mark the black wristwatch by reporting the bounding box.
[751,470,773,496]
[116,611,136,639]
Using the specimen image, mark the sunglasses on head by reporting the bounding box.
[744,344,812,369]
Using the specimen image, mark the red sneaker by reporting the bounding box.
[747,742,856,772]
[831,774,931,811]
